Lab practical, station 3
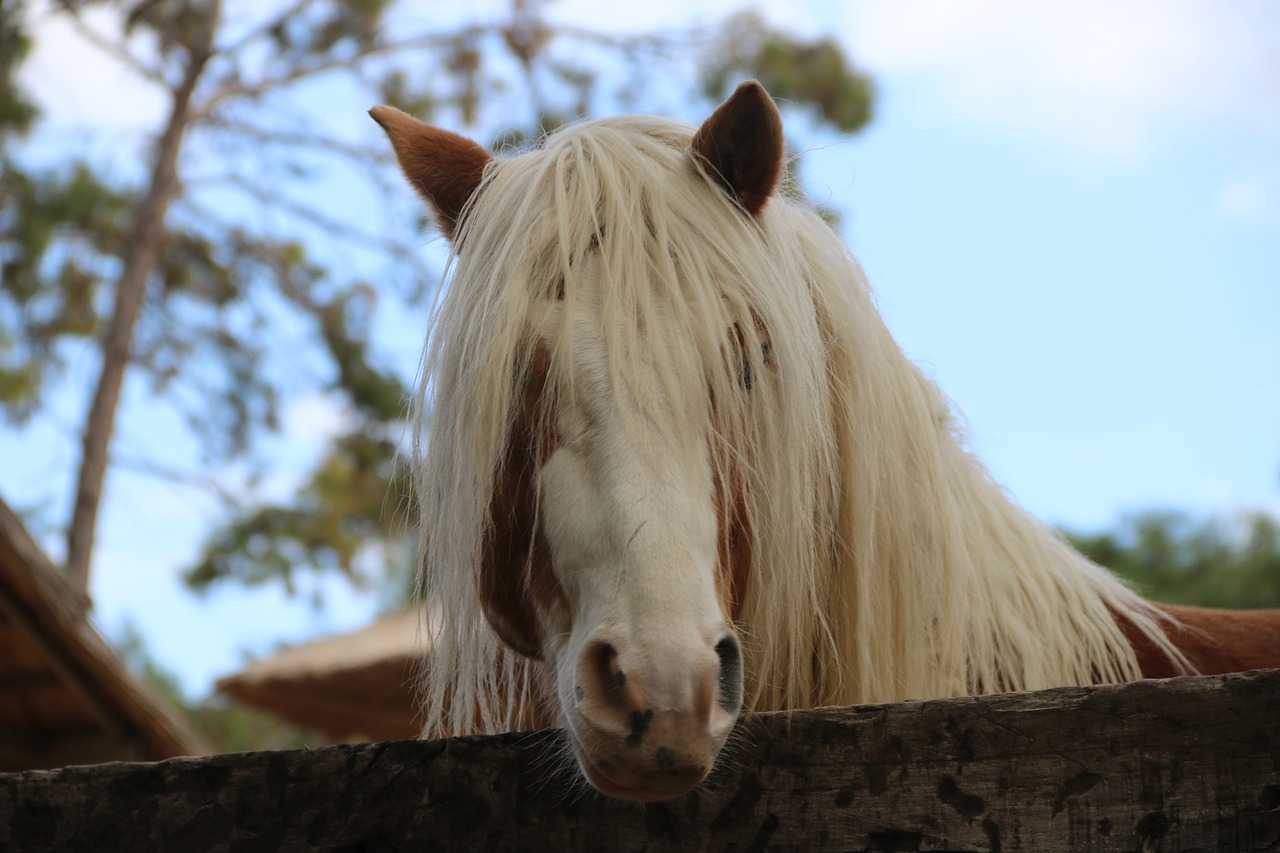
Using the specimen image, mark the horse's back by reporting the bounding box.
[1125,603,1280,678]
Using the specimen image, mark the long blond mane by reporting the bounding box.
[413,114,1187,737]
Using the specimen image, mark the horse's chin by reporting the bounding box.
[575,750,708,802]
[561,720,713,802]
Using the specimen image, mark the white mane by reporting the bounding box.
[413,114,1187,736]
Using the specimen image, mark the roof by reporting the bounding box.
[216,608,426,742]
[0,498,209,770]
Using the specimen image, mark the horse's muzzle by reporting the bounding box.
[566,630,742,801]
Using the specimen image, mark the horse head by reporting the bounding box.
[374,82,784,801]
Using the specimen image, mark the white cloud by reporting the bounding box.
[1214,172,1280,225]
[841,1,1280,156]
[281,391,356,443]
[21,1,167,138]
[24,0,1279,162]
[549,0,757,34]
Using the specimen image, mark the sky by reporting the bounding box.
[4,0,1278,700]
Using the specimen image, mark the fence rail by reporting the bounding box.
[2,669,1278,852]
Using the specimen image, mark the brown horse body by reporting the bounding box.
[1131,605,1280,678]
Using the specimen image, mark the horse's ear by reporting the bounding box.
[369,106,492,240]
[692,80,784,218]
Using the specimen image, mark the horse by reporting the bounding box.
[371,81,1280,802]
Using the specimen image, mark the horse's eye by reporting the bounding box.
[740,343,772,392]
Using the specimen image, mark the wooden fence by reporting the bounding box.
[2,669,1277,852]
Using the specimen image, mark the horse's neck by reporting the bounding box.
[926,410,1280,680]
[856,360,1156,696]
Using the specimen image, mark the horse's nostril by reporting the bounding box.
[715,634,743,713]
[586,640,626,694]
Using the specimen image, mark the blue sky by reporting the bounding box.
[4,0,1278,699]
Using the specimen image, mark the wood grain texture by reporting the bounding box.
[3,669,1278,852]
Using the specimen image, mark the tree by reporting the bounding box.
[4,0,433,598]
[1066,509,1280,609]
[2,0,875,606]
[0,0,52,410]
[113,618,320,752]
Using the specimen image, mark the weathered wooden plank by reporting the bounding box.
[2,669,1278,852]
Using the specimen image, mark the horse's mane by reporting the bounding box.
[413,115,1187,736]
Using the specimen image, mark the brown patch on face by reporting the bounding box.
[712,318,771,622]
[714,457,753,624]
[480,338,567,660]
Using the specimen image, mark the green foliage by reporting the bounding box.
[0,163,129,420]
[1067,510,1280,609]
[186,697,321,753]
[314,286,407,423]
[184,431,413,594]
[113,619,189,706]
[702,11,875,134]
[0,2,38,135]
[114,618,321,752]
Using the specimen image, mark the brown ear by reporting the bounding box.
[692,80,783,218]
[369,106,492,240]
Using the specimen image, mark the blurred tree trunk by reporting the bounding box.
[64,1,220,595]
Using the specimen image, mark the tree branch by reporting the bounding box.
[215,0,315,59]
[187,176,433,268]
[195,26,496,119]
[200,117,390,164]
[110,451,242,509]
